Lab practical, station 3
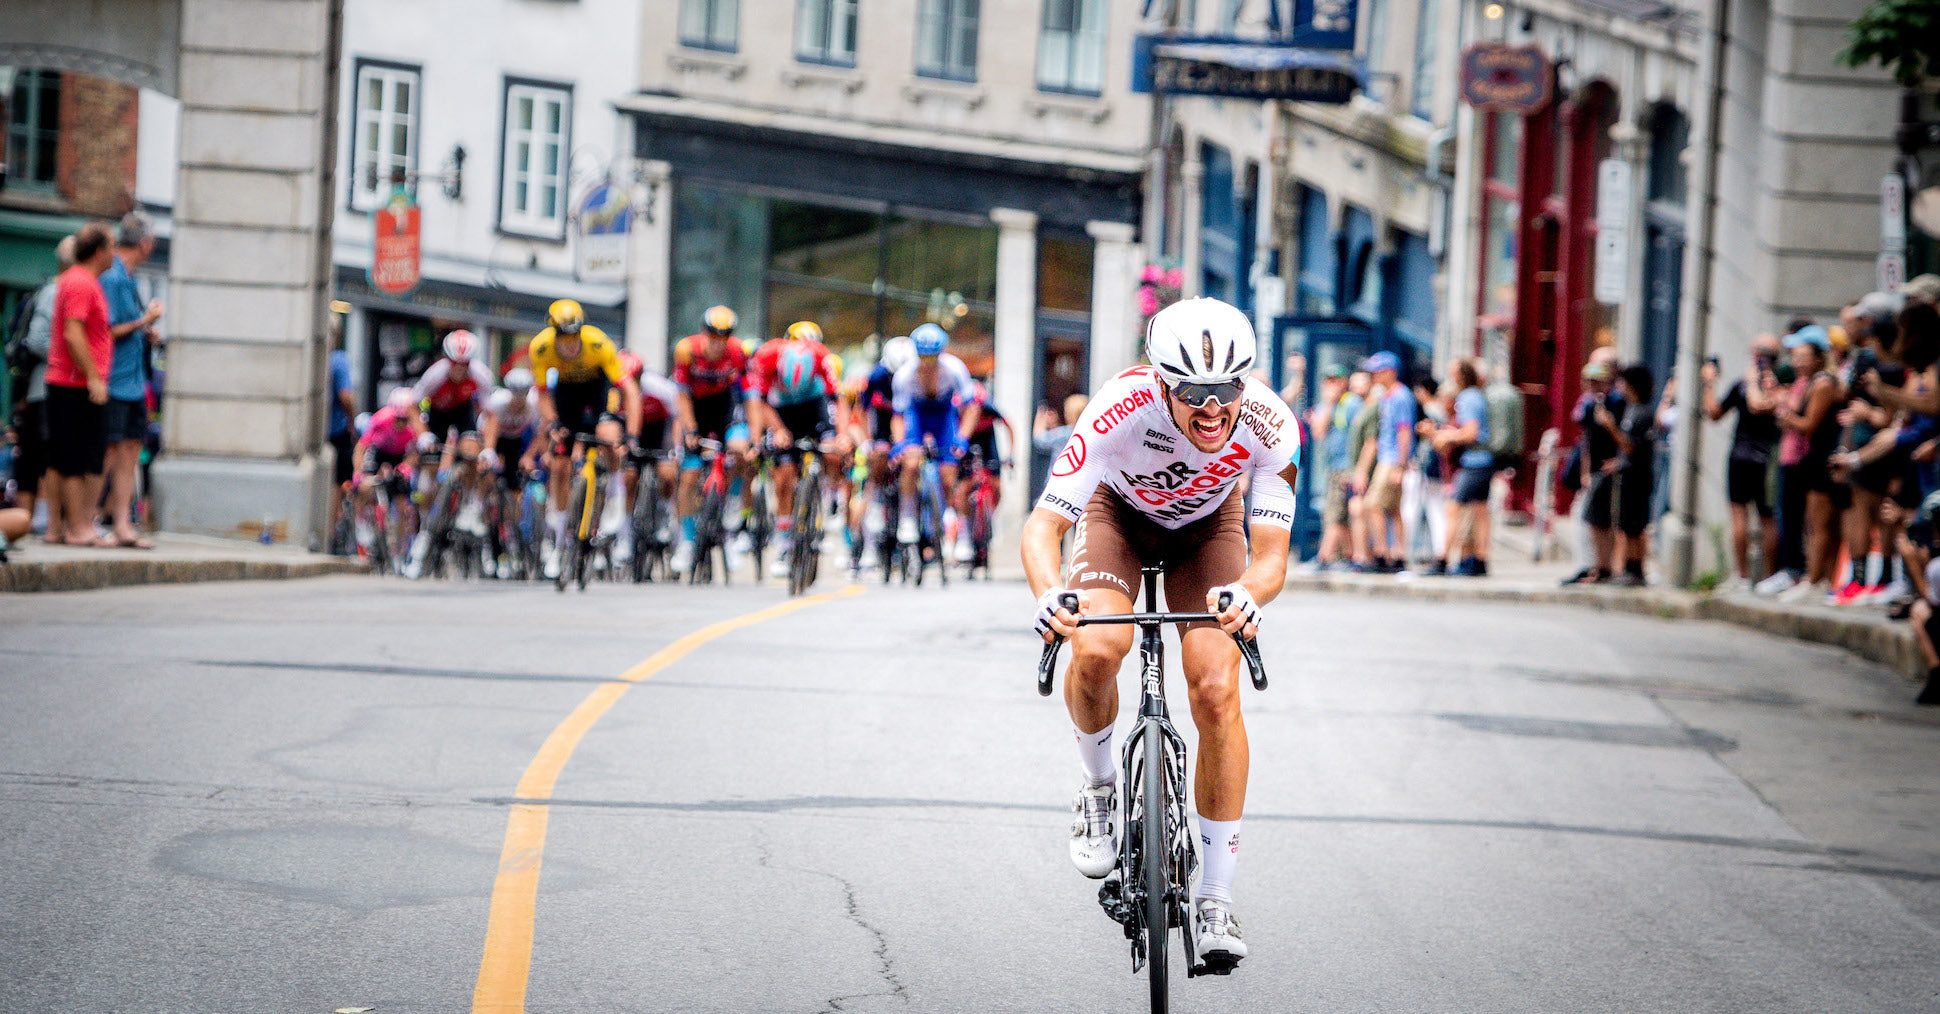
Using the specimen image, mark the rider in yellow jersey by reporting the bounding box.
[529,299,642,578]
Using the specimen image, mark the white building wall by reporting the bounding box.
[333,0,642,329]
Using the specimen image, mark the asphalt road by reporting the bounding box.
[2,572,1937,1013]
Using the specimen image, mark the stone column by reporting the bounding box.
[626,158,674,374]
[1180,145,1204,299]
[1086,220,1140,392]
[990,207,1038,557]
[152,0,342,548]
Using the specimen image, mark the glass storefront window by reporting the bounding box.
[670,182,769,342]
[673,183,1013,377]
[1484,192,1519,321]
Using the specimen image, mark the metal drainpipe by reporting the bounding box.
[1667,0,1731,586]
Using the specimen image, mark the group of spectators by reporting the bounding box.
[1698,278,1940,606]
[1696,276,1940,703]
[3,213,164,554]
[1307,351,1524,578]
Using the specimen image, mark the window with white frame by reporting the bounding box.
[916,0,979,80]
[681,0,740,51]
[1409,0,1440,119]
[350,61,419,211]
[797,0,858,64]
[499,81,571,238]
[1038,0,1106,93]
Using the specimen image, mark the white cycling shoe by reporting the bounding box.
[1069,782,1117,879]
[1193,898,1247,973]
[669,540,694,576]
[897,516,919,545]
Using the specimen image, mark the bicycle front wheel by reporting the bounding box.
[1142,722,1170,1013]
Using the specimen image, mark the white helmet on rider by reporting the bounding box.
[880,335,917,376]
[502,367,534,394]
[1144,297,1256,386]
[443,329,479,363]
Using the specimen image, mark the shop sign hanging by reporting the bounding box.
[576,179,631,285]
[371,196,421,297]
[1460,42,1552,114]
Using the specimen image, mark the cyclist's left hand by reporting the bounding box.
[1208,583,1260,639]
[1034,586,1085,643]
[480,448,501,471]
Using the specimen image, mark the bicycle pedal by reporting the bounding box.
[1193,953,1241,976]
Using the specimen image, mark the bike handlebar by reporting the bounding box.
[1036,591,1268,696]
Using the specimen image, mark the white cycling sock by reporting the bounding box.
[1075,725,1116,787]
[548,509,567,544]
[1195,816,1241,904]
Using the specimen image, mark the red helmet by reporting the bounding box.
[618,350,644,381]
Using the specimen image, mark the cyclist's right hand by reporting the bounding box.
[684,431,701,451]
[1034,586,1085,643]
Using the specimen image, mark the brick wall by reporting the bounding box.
[55,73,139,219]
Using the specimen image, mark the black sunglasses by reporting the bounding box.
[1167,379,1245,409]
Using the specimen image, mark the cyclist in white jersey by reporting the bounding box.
[1022,297,1300,972]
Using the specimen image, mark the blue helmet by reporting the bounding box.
[911,323,949,358]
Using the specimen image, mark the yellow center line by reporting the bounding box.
[472,584,866,1014]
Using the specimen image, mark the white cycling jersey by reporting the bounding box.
[486,388,539,434]
[638,370,682,421]
[1035,366,1301,531]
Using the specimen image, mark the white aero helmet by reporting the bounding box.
[880,335,917,375]
[1144,297,1257,385]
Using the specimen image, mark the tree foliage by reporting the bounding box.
[1841,0,1940,87]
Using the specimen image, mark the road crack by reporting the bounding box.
[754,838,910,1011]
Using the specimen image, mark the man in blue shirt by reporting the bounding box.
[100,213,164,549]
[1364,352,1413,572]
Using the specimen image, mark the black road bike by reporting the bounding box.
[785,437,827,596]
[1036,567,1267,1014]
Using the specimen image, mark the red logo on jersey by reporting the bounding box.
[1052,432,1087,477]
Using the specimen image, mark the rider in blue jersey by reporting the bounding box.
[889,324,979,557]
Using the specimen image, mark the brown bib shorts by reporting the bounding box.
[1067,487,1249,630]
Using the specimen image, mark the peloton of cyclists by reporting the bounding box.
[1024,297,1300,973]
[670,305,761,576]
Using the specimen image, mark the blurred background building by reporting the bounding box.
[2,0,1935,568]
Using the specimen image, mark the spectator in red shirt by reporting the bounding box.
[43,222,117,547]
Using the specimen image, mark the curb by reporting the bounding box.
[0,556,366,593]
[1282,573,1924,683]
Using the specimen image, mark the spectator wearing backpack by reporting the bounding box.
[6,234,76,527]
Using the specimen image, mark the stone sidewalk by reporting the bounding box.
[0,532,362,593]
[1282,525,1924,683]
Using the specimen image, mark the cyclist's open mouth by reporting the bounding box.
[1187,412,1231,446]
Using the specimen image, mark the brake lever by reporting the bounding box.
[1216,591,1268,691]
[1035,592,1083,697]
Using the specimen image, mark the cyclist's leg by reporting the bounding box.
[892,441,924,538]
